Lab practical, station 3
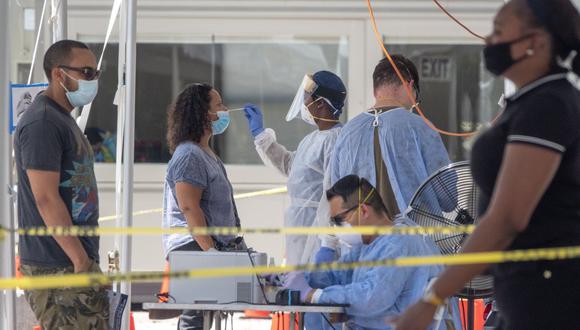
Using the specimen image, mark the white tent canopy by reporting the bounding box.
[0,0,137,328]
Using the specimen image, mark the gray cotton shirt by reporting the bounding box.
[162,142,239,257]
[14,94,100,267]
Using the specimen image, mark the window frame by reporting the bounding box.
[69,7,497,185]
[70,16,366,186]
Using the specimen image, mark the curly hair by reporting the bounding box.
[166,83,213,153]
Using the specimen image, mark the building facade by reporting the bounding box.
[9,0,510,280]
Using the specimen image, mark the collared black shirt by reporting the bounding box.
[471,72,580,251]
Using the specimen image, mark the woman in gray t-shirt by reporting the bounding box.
[162,83,240,329]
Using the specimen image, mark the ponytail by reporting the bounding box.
[527,0,580,74]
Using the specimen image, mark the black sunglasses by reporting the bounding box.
[330,204,360,226]
[59,65,101,80]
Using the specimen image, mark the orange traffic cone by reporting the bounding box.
[149,262,181,320]
[271,312,300,330]
[459,299,485,330]
[244,309,270,319]
[15,255,22,278]
[158,262,170,303]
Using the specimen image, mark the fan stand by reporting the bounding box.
[467,296,475,330]
[406,161,495,330]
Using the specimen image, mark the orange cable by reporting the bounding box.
[366,0,475,137]
[432,0,486,41]
[366,0,504,137]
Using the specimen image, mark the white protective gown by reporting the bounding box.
[254,125,342,265]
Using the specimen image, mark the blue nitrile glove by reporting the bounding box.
[283,271,314,303]
[243,103,265,137]
[315,247,336,264]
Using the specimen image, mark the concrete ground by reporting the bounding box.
[133,311,273,330]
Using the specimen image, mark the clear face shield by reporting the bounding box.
[286,74,319,122]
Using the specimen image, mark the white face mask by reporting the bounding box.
[300,103,317,126]
[336,223,363,247]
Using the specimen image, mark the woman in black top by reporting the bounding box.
[394,0,580,329]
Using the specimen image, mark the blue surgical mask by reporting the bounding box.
[60,70,99,108]
[211,111,230,135]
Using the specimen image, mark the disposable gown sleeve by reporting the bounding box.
[307,248,359,289]
[299,129,341,264]
[317,242,414,318]
[254,128,295,177]
[386,124,451,211]
[417,125,450,175]
[415,125,456,213]
[299,163,333,264]
[329,135,343,186]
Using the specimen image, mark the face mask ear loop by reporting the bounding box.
[59,81,70,93]
[357,184,376,227]
[358,179,362,226]
[308,97,341,123]
[59,68,74,93]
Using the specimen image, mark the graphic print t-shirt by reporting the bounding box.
[14,94,100,266]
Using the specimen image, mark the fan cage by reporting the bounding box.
[407,161,493,299]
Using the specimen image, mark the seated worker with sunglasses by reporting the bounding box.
[284,175,460,330]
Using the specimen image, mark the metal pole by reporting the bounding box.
[114,0,128,294]
[51,0,67,42]
[0,0,17,328]
[120,0,136,328]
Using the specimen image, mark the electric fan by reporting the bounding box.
[406,161,494,330]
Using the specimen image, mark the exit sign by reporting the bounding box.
[420,57,453,81]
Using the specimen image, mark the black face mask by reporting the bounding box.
[483,34,535,76]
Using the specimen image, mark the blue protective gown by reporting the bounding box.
[306,216,461,330]
[330,108,450,212]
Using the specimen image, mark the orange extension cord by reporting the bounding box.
[366,0,503,137]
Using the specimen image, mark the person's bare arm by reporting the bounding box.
[175,182,215,251]
[27,169,92,273]
[392,143,562,329]
[431,143,561,297]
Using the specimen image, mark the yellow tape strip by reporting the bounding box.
[2,245,580,290]
[4,225,477,237]
[97,186,288,222]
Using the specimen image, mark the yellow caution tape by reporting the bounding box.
[233,187,288,200]
[2,225,477,237]
[97,186,288,222]
[2,245,580,290]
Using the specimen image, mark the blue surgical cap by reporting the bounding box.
[312,70,347,116]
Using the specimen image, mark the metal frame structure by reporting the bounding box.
[120,0,137,327]
[1,0,16,328]
[1,0,138,328]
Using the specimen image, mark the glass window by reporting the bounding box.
[384,44,504,161]
[87,39,348,164]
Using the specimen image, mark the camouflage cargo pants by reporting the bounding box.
[20,260,110,330]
